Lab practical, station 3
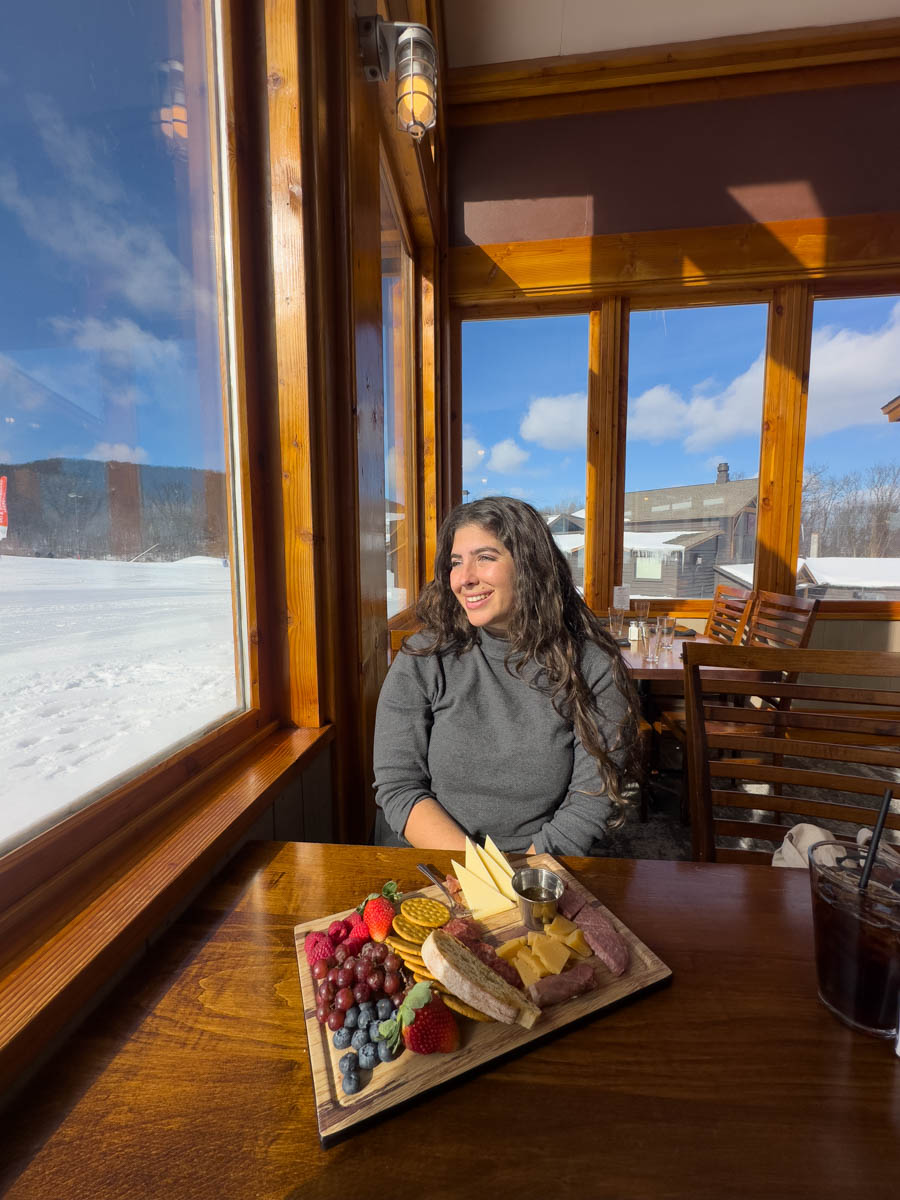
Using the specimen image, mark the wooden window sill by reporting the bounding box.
[0,723,333,1096]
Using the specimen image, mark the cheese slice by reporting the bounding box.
[464,837,497,889]
[473,843,519,904]
[482,834,515,879]
[450,859,515,919]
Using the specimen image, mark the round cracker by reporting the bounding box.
[442,993,494,1022]
[385,935,424,957]
[391,914,428,943]
[400,897,451,929]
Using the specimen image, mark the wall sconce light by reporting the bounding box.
[358,16,437,141]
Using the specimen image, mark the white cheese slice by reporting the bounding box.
[464,837,497,888]
[474,843,519,904]
[450,859,515,918]
[482,834,515,879]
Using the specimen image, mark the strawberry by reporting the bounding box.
[357,880,402,943]
[379,982,459,1055]
[304,930,335,968]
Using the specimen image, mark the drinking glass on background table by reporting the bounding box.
[638,619,663,664]
[658,616,676,652]
[608,606,627,639]
[633,600,650,623]
[808,838,900,1038]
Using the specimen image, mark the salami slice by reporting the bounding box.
[576,906,630,977]
[528,962,596,1008]
[557,885,587,920]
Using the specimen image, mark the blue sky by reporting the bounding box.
[462,297,900,511]
[0,2,225,472]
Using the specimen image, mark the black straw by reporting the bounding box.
[858,787,895,892]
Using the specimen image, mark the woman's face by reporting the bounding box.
[448,523,516,635]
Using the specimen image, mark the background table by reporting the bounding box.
[1,843,898,1199]
[620,634,715,680]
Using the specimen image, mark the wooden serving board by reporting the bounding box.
[294,854,672,1146]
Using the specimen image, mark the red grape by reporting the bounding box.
[360,942,376,958]
[336,968,354,989]
[391,992,404,1009]
[342,956,357,973]
[354,959,370,982]
[382,971,401,995]
[326,1010,345,1031]
[315,1003,329,1025]
[353,982,372,1004]
[383,952,402,973]
[311,960,330,981]
[334,987,354,1011]
[366,968,385,992]
[327,967,340,985]
[371,944,388,965]
[333,945,349,965]
[316,981,335,1004]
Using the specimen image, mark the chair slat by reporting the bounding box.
[705,733,900,768]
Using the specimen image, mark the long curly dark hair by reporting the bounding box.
[404,496,643,825]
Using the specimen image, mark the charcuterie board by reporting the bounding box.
[294,854,671,1146]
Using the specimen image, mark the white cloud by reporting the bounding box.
[486,438,529,473]
[807,302,900,435]
[462,436,486,473]
[519,393,587,450]
[682,356,765,452]
[4,416,14,424]
[50,317,181,373]
[626,384,689,443]
[85,443,148,464]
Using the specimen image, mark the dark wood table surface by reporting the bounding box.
[2,842,899,1199]
[620,633,715,680]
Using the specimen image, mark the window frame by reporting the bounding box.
[451,214,900,622]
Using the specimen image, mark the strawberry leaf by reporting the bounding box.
[378,1016,401,1052]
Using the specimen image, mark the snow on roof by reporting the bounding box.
[552,533,585,553]
[803,557,900,588]
[572,508,585,519]
[623,531,696,558]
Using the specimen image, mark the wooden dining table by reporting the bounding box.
[620,632,716,680]
[1,842,898,1199]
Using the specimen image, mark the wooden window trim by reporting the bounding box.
[452,212,900,616]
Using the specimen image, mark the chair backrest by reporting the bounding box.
[704,584,754,644]
[742,590,819,650]
[683,643,900,863]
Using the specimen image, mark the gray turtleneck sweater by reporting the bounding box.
[373,629,628,856]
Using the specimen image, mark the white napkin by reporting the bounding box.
[771,823,836,868]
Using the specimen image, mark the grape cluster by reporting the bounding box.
[312,938,407,1033]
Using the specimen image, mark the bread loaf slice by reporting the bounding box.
[421,929,542,1029]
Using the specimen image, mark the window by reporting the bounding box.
[461,314,590,586]
[0,0,247,852]
[799,295,900,600]
[623,304,767,599]
[381,174,416,617]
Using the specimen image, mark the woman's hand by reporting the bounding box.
[402,797,468,852]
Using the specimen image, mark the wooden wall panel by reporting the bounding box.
[755,282,814,596]
[420,245,440,580]
[584,301,628,611]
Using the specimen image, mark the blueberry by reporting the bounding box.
[369,1020,384,1043]
[343,1005,359,1030]
[376,998,393,1021]
[338,1051,358,1076]
[350,1027,370,1052]
[332,1027,353,1050]
[377,1040,397,1063]
[357,1042,378,1070]
[357,1002,376,1023]
[341,1072,362,1095]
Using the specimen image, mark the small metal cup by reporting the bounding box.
[511,867,564,930]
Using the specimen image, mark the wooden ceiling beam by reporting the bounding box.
[446,18,900,125]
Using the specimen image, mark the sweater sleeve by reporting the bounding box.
[372,649,437,839]
[530,649,629,857]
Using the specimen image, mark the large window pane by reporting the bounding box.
[0,1,246,852]
[799,296,900,599]
[624,304,767,599]
[381,177,416,618]
[461,315,590,587]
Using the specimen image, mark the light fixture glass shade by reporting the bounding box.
[395,26,437,140]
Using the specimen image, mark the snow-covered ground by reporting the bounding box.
[1,555,240,853]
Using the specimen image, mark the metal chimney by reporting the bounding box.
[716,462,730,484]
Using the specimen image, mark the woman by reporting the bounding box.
[373,496,641,854]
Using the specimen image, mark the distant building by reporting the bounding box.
[718,558,900,601]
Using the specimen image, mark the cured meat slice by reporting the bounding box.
[557,885,587,920]
[471,943,523,990]
[444,917,481,946]
[527,962,596,1008]
[576,906,629,977]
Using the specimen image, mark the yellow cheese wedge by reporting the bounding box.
[532,934,571,975]
[482,834,515,879]
[496,935,527,963]
[546,914,577,941]
[473,843,519,904]
[450,859,515,918]
[464,838,498,889]
[515,945,550,982]
[564,928,592,957]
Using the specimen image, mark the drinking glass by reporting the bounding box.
[658,616,676,651]
[638,619,663,664]
[608,606,627,639]
[808,838,900,1037]
[633,599,650,623]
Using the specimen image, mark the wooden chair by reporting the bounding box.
[741,590,820,651]
[683,644,900,863]
[704,583,755,644]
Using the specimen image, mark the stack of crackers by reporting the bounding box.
[386,897,493,1023]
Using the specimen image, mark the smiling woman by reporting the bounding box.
[372,496,642,856]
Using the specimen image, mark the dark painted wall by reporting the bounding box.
[449,82,900,245]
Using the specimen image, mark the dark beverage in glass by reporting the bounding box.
[808,839,900,1038]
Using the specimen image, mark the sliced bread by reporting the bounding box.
[421,928,542,1029]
